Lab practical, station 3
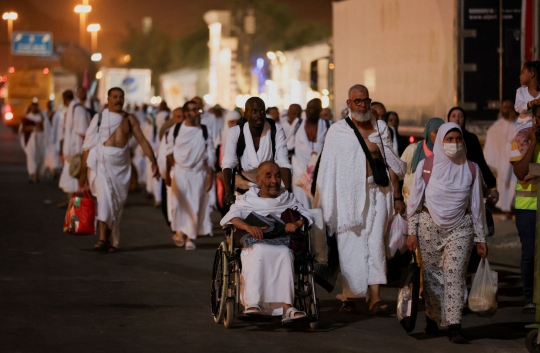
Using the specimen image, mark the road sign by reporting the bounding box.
[12,32,53,56]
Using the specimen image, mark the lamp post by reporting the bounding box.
[87,23,100,53]
[2,12,18,43]
[74,4,91,48]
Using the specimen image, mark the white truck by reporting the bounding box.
[97,68,152,106]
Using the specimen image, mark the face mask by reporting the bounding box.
[443,143,464,158]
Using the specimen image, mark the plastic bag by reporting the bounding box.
[385,214,408,259]
[397,252,420,333]
[468,258,498,317]
[63,187,97,235]
[296,152,320,199]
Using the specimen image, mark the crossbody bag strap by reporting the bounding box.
[345,117,376,165]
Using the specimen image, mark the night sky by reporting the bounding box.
[0,0,333,72]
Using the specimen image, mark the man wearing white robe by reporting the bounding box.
[484,99,518,218]
[80,87,158,252]
[287,98,329,209]
[21,103,46,182]
[165,100,216,250]
[76,86,102,116]
[59,90,90,204]
[43,100,63,177]
[314,84,406,313]
[281,104,302,140]
[220,161,313,321]
[142,112,162,206]
[155,101,170,135]
[222,97,292,207]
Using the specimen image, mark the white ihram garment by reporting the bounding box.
[483,117,517,212]
[314,119,406,298]
[83,110,131,247]
[59,101,90,193]
[21,113,46,176]
[287,118,328,209]
[143,120,161,202]
[166,124,215,239]
[43,110,63,171]
[220,186,313,315]
[221,121,291,183]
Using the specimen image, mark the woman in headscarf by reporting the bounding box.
[401,117,445,204]
[407,122,488,344]
[447,107,498,203]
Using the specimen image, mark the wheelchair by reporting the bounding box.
[211,224,320,329]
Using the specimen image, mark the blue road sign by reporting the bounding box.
[12,32,53,56]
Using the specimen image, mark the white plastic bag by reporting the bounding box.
[468,258,498,317]
[385,214,409,259]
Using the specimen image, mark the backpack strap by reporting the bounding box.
[173,122,182,142]
[201,124,208,141]
[422,155,477,186]
[324,119,331,130]
[288,118,303,156]
[236,118,248,172]
[97,111,103,132]
[266,118,276,159]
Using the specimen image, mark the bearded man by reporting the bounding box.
[314,84,406,314]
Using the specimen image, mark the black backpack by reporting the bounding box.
[172,122,208,142]
[235,117,276,172]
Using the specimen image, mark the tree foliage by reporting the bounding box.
[169,26,209,70]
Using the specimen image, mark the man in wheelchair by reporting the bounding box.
[220,161,314,324]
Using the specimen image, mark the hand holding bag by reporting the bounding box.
[63,187,96,235]
[397,251,420,333]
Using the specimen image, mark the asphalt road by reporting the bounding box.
[0,123,533,353]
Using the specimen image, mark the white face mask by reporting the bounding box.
[443,143,464,158]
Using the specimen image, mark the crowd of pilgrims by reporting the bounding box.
[18,61,540,343]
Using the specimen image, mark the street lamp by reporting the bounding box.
[87,23,100,54]
[74,5,91,48]
[2,12,18,42]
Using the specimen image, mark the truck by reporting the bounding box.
[332,0,537,129]
[2,68,77,128]
[97,68,152,107]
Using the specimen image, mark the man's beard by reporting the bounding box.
[350,109,373,122]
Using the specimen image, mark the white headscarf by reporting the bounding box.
[407,122,486,232]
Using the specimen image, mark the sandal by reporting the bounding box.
[172,233,185,247]
[244,306,262,315]
[93,240,109,252]
[340,300,356,313]
[185,240,196,251]
[369,301,389,315]
[523,301,536,314]
[282,307,307,325]
[108,246,119,253]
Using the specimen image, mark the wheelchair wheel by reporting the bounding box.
[224,299,235,329]
[211,243,229,324]
[526,329,540,352]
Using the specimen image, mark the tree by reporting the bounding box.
[120,25,171,87]
[169,26,209,70]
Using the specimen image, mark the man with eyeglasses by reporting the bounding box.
[222,97,292,207]
[314,84,406,314]
[164,100,216,250]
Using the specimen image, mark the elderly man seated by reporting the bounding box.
[220,161,314,323]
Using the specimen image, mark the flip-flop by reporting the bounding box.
[185,240,196,251]
[108,246,119,253]
[369,301,389,315]
[523,302,536,314]
[93,240,109,252]
[172,233,185,247]
[244,306,262,315]
[282,307,307,325]
[340,300,356,313]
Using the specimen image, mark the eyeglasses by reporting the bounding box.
[352,98,372,106]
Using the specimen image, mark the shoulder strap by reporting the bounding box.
[267,118,276,159]
[236,118,247,172]
[97,112,103,132]
[201,124,208,140]
[173,122,182,142]
[421,155,435,185]
[324,119,331,130]
[345,117,376,164]
[292,118,303,136]
[422,155,477,186]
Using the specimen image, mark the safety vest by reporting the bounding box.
[515,144,540,210]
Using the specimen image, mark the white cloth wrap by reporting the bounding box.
[22,113,45,175]
[287,118,329,209]
[166,124,215,238]
[314,119,405,236]
[43,111,63,170]
[83,109,131,247]
[407,122,487,236]
[221,121,292,183]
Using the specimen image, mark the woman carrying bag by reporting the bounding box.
[407,122,488,344]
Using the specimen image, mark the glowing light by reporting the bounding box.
[95,71,103,79]
[322,89,329,96]
[409,136,415,143]
[5,112,13,121]
[329,63,335,70]
[8,67,15,73]
[2,12,18,20]
[123,54,131,63]
[266,51,276,60]
[87,23,100,32]
[74,5,91,13]
[42,68,49,74]
[203,94,213,104]
[91,53,102,62]
[256,58,264,69]
[322,95,330,108]
[49,94,55,101]
[1,75,6,82]
[150,96,162,105]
